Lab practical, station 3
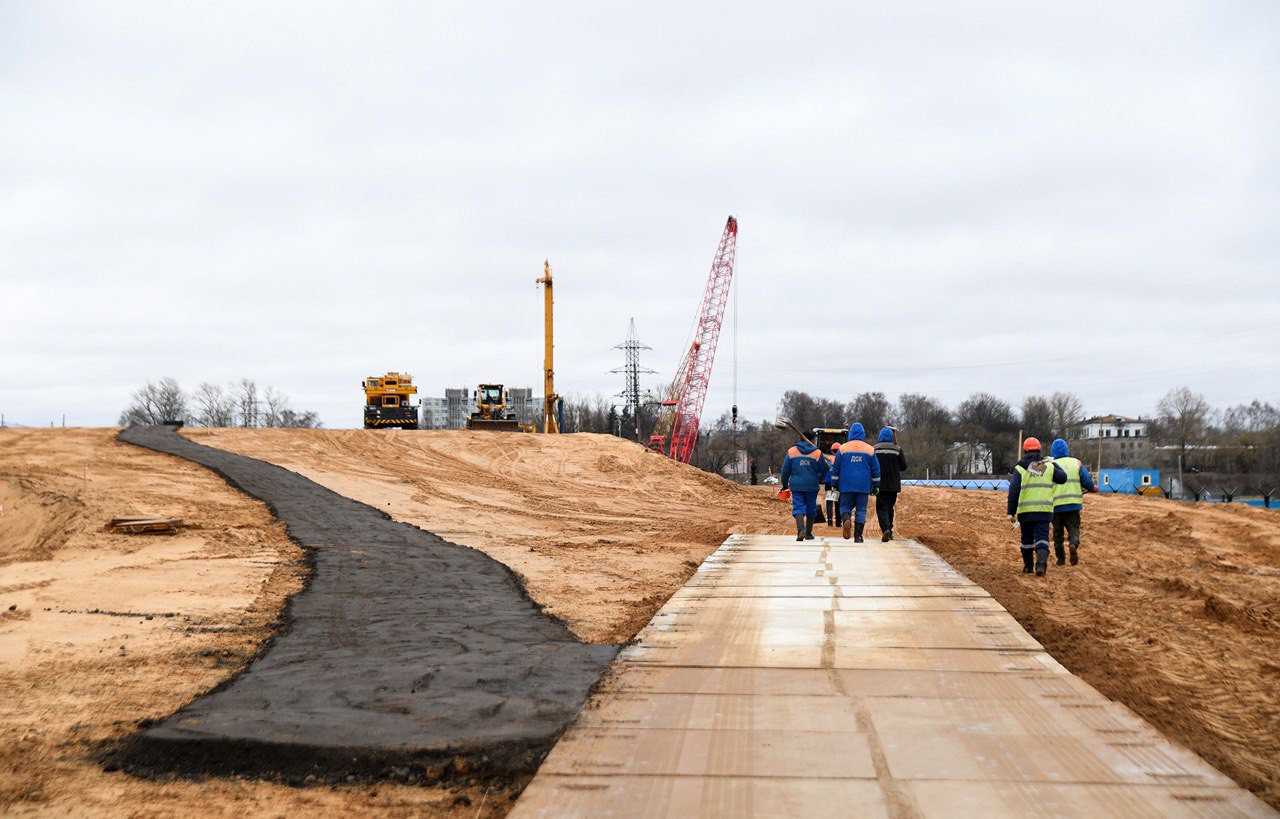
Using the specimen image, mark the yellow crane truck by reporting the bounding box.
[362,372,419,430]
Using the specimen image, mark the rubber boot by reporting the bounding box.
[794,515,806,542]
[1021,549,1034,574]
[854,522,864,543]
[842,517,852,540]
[1054,543,1066,567]
[1070,546,1079,565]
[1034,546,1049,577]
[804,517,815,540]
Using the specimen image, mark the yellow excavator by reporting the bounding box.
[466,384,530,432]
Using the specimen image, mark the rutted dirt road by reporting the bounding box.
[1,428,1277,814]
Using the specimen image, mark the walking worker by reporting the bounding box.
[1007,437,1067,576]
[873,427,907,541]
[824,443,841,527]
[833,423,881,542]
[780,436,830,541]
[1050,438,1096,565]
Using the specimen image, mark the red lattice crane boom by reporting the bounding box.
[664,215,739,464]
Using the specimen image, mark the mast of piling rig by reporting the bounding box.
[537,261,560,433]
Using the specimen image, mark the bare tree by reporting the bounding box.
[1049,391,1085,441]
[118,378,188,426]
[192,382,237,427]
[278,408,322,428]
[235,378,260,428]
[1155,386,1211,460]
[262,386,288,428]
[1020,395,1054,441]
[847,391,895,435]
[777,391,844,433]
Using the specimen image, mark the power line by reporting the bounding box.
[611,318,656,441]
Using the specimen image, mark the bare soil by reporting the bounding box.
[1,428,1277,814]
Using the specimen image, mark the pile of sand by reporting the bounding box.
[1,428,1277,814]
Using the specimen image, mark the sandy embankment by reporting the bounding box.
[1,427,1277,813]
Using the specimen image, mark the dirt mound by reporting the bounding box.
[2,428,1278,813]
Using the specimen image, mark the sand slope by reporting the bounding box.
[2,427,1277,814]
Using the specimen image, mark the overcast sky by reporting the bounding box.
[2,2,1277,430]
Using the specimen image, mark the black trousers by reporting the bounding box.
[875,491,899,533]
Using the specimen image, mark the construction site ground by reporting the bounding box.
[1,427,1278,815]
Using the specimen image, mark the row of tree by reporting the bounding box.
[119,378,321,428]
[563,387,1280,486]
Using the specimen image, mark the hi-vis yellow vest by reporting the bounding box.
[1053,456,1083,509]
[1015,458,1056,516]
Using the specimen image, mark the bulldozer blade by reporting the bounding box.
[465,419,526,432]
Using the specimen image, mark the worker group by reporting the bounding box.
[780,427,1095,577]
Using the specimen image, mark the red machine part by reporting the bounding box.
[666,215,739,464]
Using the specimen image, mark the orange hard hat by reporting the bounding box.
[1023,436,1041,452]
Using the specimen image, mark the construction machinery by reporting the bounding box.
[466,384,529,432]
[812,427,848,453]
[650,216,739,463]
[536,261,560,433]
[363,372,420,429]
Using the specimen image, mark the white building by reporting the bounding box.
[420,396,448,430]
[947,441,993,476]
[1080,415,1148,440]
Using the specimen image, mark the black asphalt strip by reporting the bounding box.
[111,426,619,784]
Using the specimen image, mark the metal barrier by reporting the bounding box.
[902,479,1010,491]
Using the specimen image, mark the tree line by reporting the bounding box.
[119,378,321,428]
[563,387,1280,489]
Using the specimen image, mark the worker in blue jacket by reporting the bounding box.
[833,423,881,542]
[780,439,830,541]
[1050,438,1096,566]
[824,443,841,527]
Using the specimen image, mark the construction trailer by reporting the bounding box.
[362,372,420,430]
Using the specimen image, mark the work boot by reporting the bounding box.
[1070,546,1079,565]
[842,518,852,540]
[1054,543,1066,567]
[1034,547,1049,577]
[804,518,815,540]
[854,522,864,543]
[1021,550,1034,574]
[881,529,892,542]
[794,515,805,542]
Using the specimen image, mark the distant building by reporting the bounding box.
[947,441,993,476]
[1075,414,1151,468]
[444,388,470,430]
[1080,415,1148,440]
[420,396,448,430]
[507,388,542,428]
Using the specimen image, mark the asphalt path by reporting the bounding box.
[114,426,618,783]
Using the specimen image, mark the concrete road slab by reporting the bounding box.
[514,776,891,818]
[538,726,876,779]
[512,534,1274,817]
[906,781,1275,818]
